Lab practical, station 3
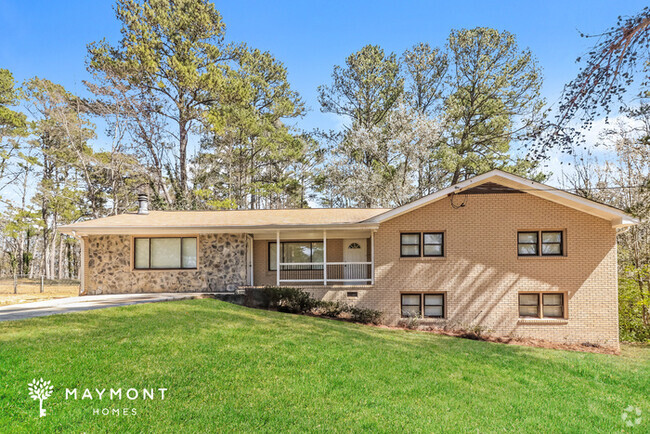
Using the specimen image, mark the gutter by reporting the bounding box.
[58,223,381,236]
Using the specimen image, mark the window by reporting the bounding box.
[400,233,421,257]
[423,294,444,318]
[517,232,538,256]
[423,233,444,257]
[401,293,445,318]
[401,232,445,257]
[401,294,421,317]
[269,241,324,271]
[134,237,197,270]
[542,293,564,317]
[518,231,564,256]
[519,292,565,318]
[541,231,563,256]
[518,293,539,317]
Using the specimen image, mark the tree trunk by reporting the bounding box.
[451,165,461,185]
[58,236,65,279]
[179,119,188,195]
[42,230,49,279]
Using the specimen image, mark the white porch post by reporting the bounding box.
[276,231,280,286]
[79,235,86,295]
[371,230,375,285]
[323,230,327,286]
[248,235,254,286]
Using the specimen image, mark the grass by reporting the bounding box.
[0,299,649,433]
[0,279,79,306]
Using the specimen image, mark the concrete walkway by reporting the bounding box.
[0,293,212,322]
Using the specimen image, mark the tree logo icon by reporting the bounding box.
[28,378,54,417]
[622,406,642,428]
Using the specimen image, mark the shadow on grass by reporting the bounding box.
[1,299,649,433]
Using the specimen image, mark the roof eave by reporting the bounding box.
[58,222,380,236]
[364,170,639,228]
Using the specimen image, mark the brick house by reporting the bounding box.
[59,170,638,348]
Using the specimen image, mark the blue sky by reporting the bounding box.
[1,0,647,180]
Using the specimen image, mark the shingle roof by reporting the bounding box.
[59,169,640,235]
[59,208,390,234]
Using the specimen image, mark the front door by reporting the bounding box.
[343,239,368,283]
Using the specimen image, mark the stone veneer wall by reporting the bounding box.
[84,234,247,294]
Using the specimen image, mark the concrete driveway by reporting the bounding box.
[0,293,211,322]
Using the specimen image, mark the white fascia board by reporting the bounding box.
[365,169,639,228]
[364,171,500,223]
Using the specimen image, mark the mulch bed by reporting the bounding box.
[376,324,621,355]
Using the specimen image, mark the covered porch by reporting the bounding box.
[249,229,376,286]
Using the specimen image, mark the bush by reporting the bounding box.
[349,306,382,325]
[398,312,420,329]
[244,286,317,314]
[243,286,382,325]
[277,288,318,314]
[457,324,490,340]
[316,300,349,318]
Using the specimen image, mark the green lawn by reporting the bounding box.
[1,300,649,432]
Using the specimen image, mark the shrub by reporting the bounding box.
[245,286,317,314]
[243,286,381,325]
[349,306,382,325]
[278,288,318,314]
[398,312,420,329]
[316,300,349,318]
[457,324,490,340]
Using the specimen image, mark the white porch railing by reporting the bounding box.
[277,262,372,284]
[275,230,375,286]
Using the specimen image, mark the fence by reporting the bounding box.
[0,275,80,296]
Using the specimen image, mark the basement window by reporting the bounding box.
[519,292,565,318]
[401,293,445,318]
